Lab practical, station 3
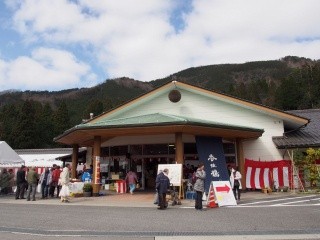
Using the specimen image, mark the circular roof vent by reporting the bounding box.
[168,89,181,103]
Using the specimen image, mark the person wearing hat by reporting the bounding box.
[155,168,170,210]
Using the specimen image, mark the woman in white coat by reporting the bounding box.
[230,166,242,201]
[59,164,71,203]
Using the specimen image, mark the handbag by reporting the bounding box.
[36,183,41,193]
[136,183,140,189]
[202,191,207,201]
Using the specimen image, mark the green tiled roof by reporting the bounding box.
[76,113,263,132]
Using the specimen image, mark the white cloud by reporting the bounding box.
[3,0,320,89]
[0,47,97,91]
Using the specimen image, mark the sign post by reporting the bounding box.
[157,164,183,198]
[210,181,237,207]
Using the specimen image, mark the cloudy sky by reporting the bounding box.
[0,0,320,92]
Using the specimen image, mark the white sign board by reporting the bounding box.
[68,182,84,194]
[157,164,182,186]
[211,181,237,206]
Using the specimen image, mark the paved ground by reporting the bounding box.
[0,190,296,207]
[1,190,319,240]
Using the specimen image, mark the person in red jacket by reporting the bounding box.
[50,165,62,198]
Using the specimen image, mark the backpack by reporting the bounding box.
[191,172,197,184]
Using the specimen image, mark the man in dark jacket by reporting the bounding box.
[155,168,170,210]
[15,165,27,200]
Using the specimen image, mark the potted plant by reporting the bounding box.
[83,183,93,197]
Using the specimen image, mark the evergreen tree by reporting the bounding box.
[53,100,71,137]
[11,100,38,149]
[82,99,104,119]
[38,103,55,147]
[0,104,19,146]
[274,70,305,110]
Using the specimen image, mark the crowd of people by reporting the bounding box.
[1,162,242,209]
[0,164,72,203]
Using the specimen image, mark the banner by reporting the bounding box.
[245,159,292,189]
[195,136,229,192]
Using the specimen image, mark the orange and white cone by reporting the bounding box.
[207,188,218,208]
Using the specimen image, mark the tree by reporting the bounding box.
[294,148,320,189]
[274,70,305,110]
[53,100,71,137]
[38,103,55,147]
[82,99,104,120]
[11,100,39,149]
[304,148,320,188]
[0,104,19,146]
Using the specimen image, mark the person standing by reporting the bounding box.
[230,166,242,201]
[51,166,62,198]
[39,167,52,199]
[0,168,10,195]
[81,169,92,183]
[125,169,138,194]
[26,167,39,201]
[59,164,71,203]
[8,169,15,194]
[15,165,27,200]
[194,163,206,211]
[155,168,170,210]
[49,165,57,197]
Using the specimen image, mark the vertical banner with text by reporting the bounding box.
[95,156,101,184]
[195,136,229,192]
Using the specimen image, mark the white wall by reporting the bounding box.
[107,88,287,161]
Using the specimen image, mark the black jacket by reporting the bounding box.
[16,169,27,184]
[156,172,170,194]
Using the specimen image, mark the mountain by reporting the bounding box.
[0,56,319,149]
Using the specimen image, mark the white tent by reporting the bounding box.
[19,154,63,168]
[0,141,25,167]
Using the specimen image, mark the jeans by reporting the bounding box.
[41,183,49,198]
[129,183,136,193]
[27,183,37,200]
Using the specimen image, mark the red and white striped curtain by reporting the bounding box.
[5,167,47,176]
[245,159,292,189]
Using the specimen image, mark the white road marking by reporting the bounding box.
[271,199,313,206]
[238,195,317,206]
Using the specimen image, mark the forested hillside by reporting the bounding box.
[0,56,319,149]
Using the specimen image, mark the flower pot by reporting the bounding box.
[83,191,92,197]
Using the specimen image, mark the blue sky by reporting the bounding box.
[0,0,320,92]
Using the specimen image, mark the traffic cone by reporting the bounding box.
[207,187,218,208]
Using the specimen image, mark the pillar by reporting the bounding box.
[71,144,79,179]
[175,132,184,199]
[92,136,101,196]
[175,133,184,164]
[236,138,245,190]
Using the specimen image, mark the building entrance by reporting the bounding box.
[98,141,237,191]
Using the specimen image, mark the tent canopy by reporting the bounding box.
[0,141,25,166]
[19,154,63,168]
